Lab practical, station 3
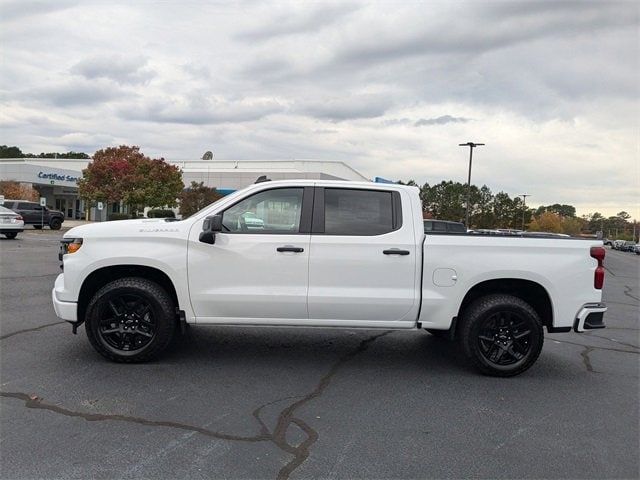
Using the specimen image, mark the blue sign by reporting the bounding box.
[38,171,80,183]
[374,176,396,184]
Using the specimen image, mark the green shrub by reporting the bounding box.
[147,209,176,218]
[109,213,130,221]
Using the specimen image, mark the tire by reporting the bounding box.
[33,225,42,230]
[49,217,62,230]
[85,277,176,363]
[459,294,544,377]
[4,232,18,239]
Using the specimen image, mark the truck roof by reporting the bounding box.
[248,179,416,191]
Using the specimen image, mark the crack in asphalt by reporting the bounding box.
[0,321,66,340]
[0,331,391,480]
[552,338,639,356]
[580,346,596,373]
[0,391,270,442]
[268,331,392,480]
[584,332,640,350]
[623,285,640,302]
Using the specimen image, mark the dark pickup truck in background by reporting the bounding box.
[3,200,64,230]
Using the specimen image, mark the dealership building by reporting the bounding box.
[0,157,370,219]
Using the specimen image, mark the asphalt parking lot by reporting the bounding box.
[1,229,638,479]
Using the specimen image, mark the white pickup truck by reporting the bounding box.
[52,180,607,376]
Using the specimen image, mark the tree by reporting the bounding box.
[0,145,89,158]
[179,181,222,218]
[0,145,24,158]
[561,217,584,236]
[78,145,183,214]
[125,157,184,212]
[528,212,563,233]
[0,180,39,201]
[535,204,577,218]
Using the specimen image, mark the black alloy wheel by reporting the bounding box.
[98,293,156,352]
[477,311,533,367]
[85,277,176,362]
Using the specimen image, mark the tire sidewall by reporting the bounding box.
[50,218,62,230]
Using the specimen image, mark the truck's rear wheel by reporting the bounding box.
[459,294,543,377]
[85,277,176,363]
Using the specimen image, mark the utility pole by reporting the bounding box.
[459,142,484,228]
[519,194,531,231]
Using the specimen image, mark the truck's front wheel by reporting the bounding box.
[459,294,543,377]
[85,277,176,363]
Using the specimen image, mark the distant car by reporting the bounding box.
[603,238,613,246]
[0,205,24,239]
[2,200,64,230]
[633,244,640,255]
[241,211,265,229]
[612,240,625,250]
[620,241,637,252]
[524,232,571,238]
[424,220,467,234]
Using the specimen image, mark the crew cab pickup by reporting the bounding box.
[52,180,607,376]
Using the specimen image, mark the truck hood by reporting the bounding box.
[64,218,191,239]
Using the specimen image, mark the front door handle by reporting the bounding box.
[277,246,304,253]
[383,249,410,255]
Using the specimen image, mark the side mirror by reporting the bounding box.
[199,214,223,244]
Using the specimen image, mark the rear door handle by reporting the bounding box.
[383,249,410,255]
[277,246,304,253]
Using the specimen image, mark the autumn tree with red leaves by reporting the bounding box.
[78,145,183,214]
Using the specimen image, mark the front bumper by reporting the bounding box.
[52,274,77,321]
[574,303,607,332]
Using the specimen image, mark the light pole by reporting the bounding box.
[519,194,531,231]
[459,142,484,228]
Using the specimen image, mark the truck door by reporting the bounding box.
[188,186,312,322]
[307,187,418,323]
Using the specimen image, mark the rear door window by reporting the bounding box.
[322,188,396,236]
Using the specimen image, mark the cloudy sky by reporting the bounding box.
[1,0,638,218]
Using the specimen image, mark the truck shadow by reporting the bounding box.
[165,327,477,377]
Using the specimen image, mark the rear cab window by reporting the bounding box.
[317,188,401,236]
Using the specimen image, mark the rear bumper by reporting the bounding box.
[52,274,77,321]
[574,303,607,332]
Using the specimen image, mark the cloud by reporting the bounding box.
[296,94,394,121]
[235,3,358,41]
[414,115,470,127]
[0,0,77,22]
[28,81,123,107]
[71,55,155,85]
[121,94,284,125]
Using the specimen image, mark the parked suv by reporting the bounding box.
[3,200,64,230]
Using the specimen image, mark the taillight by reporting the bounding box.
[591,246,605,289]
[16,215,23,221]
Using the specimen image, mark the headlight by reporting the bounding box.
[59,238,83,263]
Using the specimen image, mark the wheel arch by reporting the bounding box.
[78,265,179,324]
[455,278,554,335]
